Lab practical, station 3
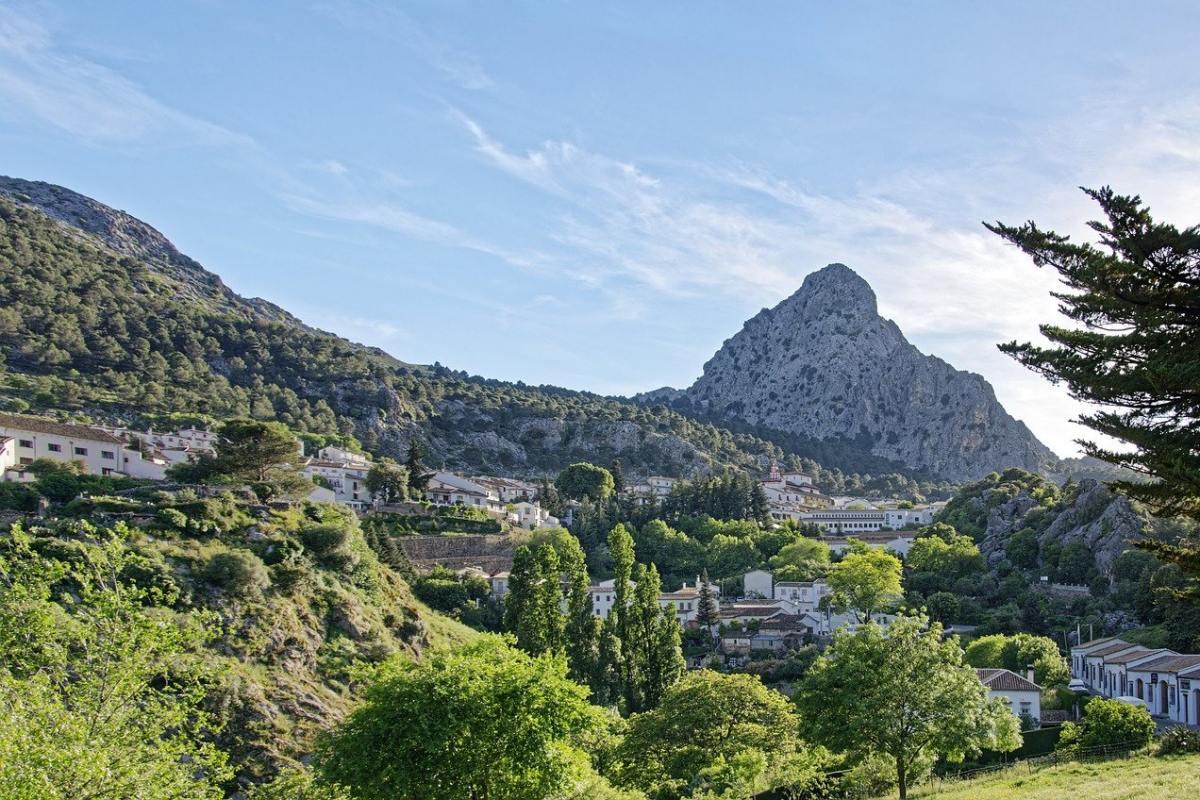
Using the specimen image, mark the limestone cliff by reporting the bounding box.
[673,264,1056,481]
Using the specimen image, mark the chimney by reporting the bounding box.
[1027,668,1036,684]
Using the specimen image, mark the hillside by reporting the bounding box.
[641,264,1057,481]
[905,753,1200,800]
[1,486,476,791]
[0,178,788,479]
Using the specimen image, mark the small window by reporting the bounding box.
[18,439,33,448]
[47,443,62,452]
[101,450,115,460]
[19,457,32,465]
[74,447,88,456]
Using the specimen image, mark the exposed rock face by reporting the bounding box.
[678,264,1056,480]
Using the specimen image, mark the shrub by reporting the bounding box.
[204,550,270,597]
[1057,697,1155,753]
[300,523,361,572]
[1158,725,1200,755]
[156,508,188,530]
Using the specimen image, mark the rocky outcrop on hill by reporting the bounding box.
[938,469,1148,578]
[650,264,1056,481]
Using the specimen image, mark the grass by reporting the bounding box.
[906,753,1200,799]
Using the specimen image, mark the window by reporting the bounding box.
[17,439,32,448]
[74,447,87,456]
[101,450,115,460]
[47,443,62,452]
[19,457,32,465]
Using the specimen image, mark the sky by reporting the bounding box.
[3,1,1200,458]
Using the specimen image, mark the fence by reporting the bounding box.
[908,739,1150,797]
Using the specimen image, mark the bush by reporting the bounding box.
[204,550,270,597]
[156,508,188,530]
[300,523,361,572]
[1158,725,1200,755]
[1057,697,1155,753]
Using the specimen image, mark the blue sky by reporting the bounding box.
[4,1,1200,457]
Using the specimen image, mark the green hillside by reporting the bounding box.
[0,190,783,477]
[905,753,1200,800]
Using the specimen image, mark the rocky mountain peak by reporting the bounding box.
[673,263,1057,481]
[785,262,878,317]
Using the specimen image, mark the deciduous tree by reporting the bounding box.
[796,615,1020,800]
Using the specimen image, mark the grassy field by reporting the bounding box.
[906,754,1200,799]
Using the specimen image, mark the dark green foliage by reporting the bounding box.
[989,187,1200,520]
[555,462,615,502]
[300,523,361,573]
[1157,725,1200,756]
[364,459,408,504]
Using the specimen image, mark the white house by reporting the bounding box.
[647,475,678,496]
[425,472,504,513]
[0,413,161,480]
[1070,636,1126,682]
[512,501,558,529]
[489,571,511,600]
[977,669,1042,725]
[302,453,372,510]
[773,579,831,613]
[473,476,536,503]
[1082,641,1145,692]
[589,576,720,624]
[883,506,936,529]
[822,531,918,557]
[1099,647,1171,699]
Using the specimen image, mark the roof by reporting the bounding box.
[1129,654,1200,674]
[976,668,1041,692]
[1085,641,1138,659]
[1071,636,1123,652]
[0,413,126,444]
[1102,647,1169,665]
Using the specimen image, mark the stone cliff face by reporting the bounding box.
[678,264,1056,481]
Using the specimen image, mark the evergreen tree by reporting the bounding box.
[564,542,601,695]
[988,187,1200,518]
[610,458,627,495]
[696,568,719,632]
[404,438,430,496]
[503,546,537,647]
[625,563,684,712]
[608,524,636,642]
[531,544,565,654]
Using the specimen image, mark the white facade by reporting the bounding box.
[0,413,154,480]
[512,501,558,529]
[773,579,831,613]
[822,532,917,557]
[883,506,935,529]
[800,509,888,533]
[426,472,504,512]
[302,456,372,510]
[589,576,720,624]
[977,669,1042,725]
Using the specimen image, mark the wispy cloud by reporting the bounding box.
[316,1,492,91]
[0,4,252,148]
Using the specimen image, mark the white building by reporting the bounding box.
[883,506,936,529]
[977,669,1042,725]
[773,579,831,613]
[512,500,558,529]
[822,531,918,557]
[473,476,537,503]
[589,576,720,625]
[800,509,888,533]
[1125,653,1200,723]
[425,472,503,512]
[302,448,373,510]
[0,413,168,481]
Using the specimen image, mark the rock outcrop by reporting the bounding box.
[665,264,1056,481]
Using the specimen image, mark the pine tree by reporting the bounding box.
[987,187,1200,518]
[988,188,1200,601]
[404,437,430,496]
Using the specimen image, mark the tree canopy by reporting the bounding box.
[796,615,1020,800]
[316,636,609,800]
[826,547,903,622]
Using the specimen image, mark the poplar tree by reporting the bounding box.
[988,188,1200,601]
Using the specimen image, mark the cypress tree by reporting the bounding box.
[696,568,719,632]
